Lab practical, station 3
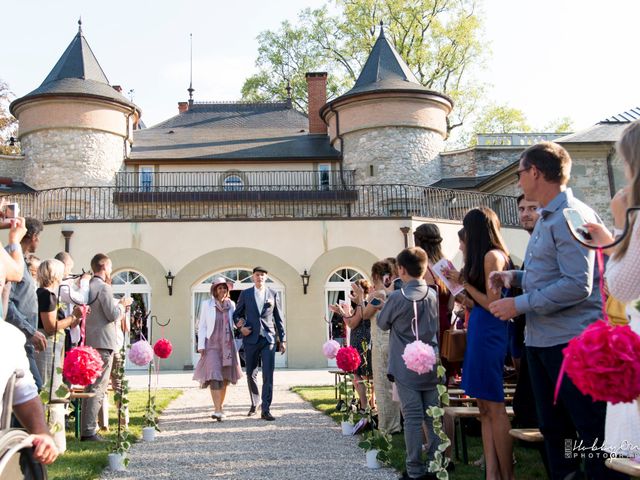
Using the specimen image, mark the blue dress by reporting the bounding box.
[461,305,509,402]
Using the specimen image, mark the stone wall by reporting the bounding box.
[20,129,124,189]
[342,127,443,186]
[441,146,521,180]
[440,149,476,178]
[0,155,25,182]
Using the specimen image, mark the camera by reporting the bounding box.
[1,202,19,224]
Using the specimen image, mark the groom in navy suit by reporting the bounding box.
[233,266,286,421]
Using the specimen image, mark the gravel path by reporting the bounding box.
[101,374,399,479]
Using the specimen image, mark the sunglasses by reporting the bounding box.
[515,167,532,180]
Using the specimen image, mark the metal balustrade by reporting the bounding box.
[7,184,519,226]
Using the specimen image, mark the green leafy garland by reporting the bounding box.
[425,364,451,479]
[143,363,160,431]
[112,345,131,466]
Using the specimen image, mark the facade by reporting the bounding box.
[1,23,570,370]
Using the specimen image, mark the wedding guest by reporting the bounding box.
[193,276,242,421]
[583,120,640,459]
[445,208,514,480]
[376,247,440,480]
[489,142,625,479]
[34,259,82,398]
[233,267,286,421]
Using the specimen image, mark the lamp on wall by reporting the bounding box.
[165,271,175,296]
[300,269,310,294]
[400,226,411,248]
[60,226,74,253]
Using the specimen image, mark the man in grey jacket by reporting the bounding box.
[80,253,132,441]
[4,217,46,390]
[377,247,440,480]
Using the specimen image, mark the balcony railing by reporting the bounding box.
[477,133,568,146]
[115,170,356,192]
[7,184,519,226]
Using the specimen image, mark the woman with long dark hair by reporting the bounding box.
[446,207,514,480]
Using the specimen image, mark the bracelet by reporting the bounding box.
[613,227,624,237]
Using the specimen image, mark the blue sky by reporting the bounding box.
[3,0,638,134]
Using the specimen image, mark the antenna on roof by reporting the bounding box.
[379,20,385,36]
[187,33,195,106]
[78,17,83,34]
[285,79,292,108]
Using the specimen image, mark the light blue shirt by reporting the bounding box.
[513,188,603,347]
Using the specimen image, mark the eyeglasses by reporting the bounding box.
[515,167,532,180]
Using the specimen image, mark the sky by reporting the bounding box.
[2,0,639,135]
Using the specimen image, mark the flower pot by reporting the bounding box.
[108,452,126,471]
[366,449,381,469]
[341,421,353,436]
[47,404,66,454]
[142,426,156,441]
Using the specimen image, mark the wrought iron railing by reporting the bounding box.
[6,184,519,226]
[115,170,356,192]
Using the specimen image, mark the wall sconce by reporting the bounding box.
[300,269,310,294]
[61,226,74,253]
[399,226,411,248]
[165,271,175,296]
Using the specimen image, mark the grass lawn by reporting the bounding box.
[47,388,182,480]
[292,385,546,479]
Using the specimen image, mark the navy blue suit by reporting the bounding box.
[233,286,285,413]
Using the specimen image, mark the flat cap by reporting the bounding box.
[252,266,268,274]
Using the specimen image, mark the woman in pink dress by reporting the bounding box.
[193,277,242,421]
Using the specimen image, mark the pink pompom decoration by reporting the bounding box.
[128,340,154,366]
[153,338,173,359]
[402,340,437,375]
[336,346,361,373]
[322,340,341,359]
[562,320,640,404]
[63,346,104,386]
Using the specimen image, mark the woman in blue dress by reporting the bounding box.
[446,207,514,480]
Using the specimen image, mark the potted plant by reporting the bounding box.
[337,373,356,435]
[142,361,159,441]
[109,344,131,471]
[358,428,392,469]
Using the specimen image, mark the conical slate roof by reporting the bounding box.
[10,21,138,115]
[322,24,452,111]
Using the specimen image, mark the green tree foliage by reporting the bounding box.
[543,116,574,133]
[474,104,532,134]
[0,80,19,155]
[242,0,486,135]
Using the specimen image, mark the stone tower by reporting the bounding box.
[9,22,140,190]
[320,26,452,187]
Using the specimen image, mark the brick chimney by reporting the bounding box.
[305,72,328,134]
[178,102,189,114]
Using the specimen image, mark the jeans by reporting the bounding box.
[526,345,628,480]
[395,381,440,478]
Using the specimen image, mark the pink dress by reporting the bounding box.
[193,301,242,388]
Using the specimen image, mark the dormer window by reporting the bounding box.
[223,174,244,191]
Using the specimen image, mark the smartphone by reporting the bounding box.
[2,202,19,223]
[563,208,593,241]
[369,297,383,307]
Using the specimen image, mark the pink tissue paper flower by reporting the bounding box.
[322,340,341,360]
[128,340,154,366]
[154,338,173,359]
[336,346,361,373]
[563,320,640,404]
[402,340,437,375]
[63,346,104,386]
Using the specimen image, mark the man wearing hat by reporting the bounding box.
[233,266,286,421]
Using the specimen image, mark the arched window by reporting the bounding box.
[111,270,152,370]
[191,268,286,368]
[324,267,367,367]
[223,175,244,191]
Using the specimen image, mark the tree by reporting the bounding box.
[242,0,486,135]
[543,116,573,133]
[0,80,19,155]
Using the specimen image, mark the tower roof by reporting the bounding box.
[322,23,452,115]
[10,21,138,115]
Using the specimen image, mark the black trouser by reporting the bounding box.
[526,345,628,480]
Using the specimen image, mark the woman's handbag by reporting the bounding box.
[441,312,467,362]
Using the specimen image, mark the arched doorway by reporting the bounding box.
[324,267,367,367]
[191,268,287,368]
[111,270,152,370]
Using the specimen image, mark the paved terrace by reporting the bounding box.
[101,369,398,480]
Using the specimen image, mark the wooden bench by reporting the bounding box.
[69,390,96,438]
[606,458,640,477]
[445,406,515,464]
[509,428,544,443]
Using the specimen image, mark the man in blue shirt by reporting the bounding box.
[489,142,626,479]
